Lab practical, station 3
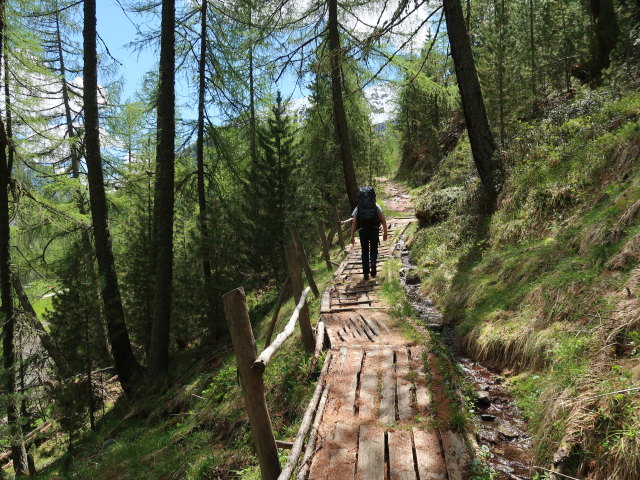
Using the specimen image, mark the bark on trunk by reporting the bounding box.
[149,0,176,380]
[328,0,359,210]
[443,0,498,202]
[83,0,141,395]
[57,11,111,363]
[196,0,217,333]
[0,5,29,472]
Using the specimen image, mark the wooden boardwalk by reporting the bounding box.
[303,218,470,480]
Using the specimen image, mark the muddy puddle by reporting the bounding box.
[397,238,533,479]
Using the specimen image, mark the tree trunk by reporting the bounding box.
[327,0,359,210]
[443,0,498,201]
[528,0,537,97]
[57,10,111,363]
[247,0,257,164]
[149,0,176,380]
[83,0,141,395]
[587,0,619,77]
[0,4,29,473]
[196,0,217,334]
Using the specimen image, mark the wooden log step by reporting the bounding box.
[388,430,417,480]
[412,427,447,480]
[396,348,414,421]
[356,425,385,480]
[379,348,395,423]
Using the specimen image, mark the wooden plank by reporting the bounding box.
[359,314,380,336]
[441,431,470,480]
[396,349,414,421]
[356,425,385,480]
[335,298,374,307]
[379,348,395,423]
[343,321,358,338]
[410,347,432,410]
[341,348,364,416]
[412,428,447,480]
[388,430,417,480]
[374,317,392,335]
[337,285,376,293]
[327,306,387,313]
[325,326,338,349]
[325,423,357,480]
[357,350,379,419]
[348,316,367,339]
[357,315,377,341]
[321,288,332,313]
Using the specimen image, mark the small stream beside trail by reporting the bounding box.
[396,237,533,480]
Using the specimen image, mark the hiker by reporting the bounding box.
[350,186,388,281]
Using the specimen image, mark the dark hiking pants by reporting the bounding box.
[359,227,379,277]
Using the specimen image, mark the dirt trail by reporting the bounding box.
[304,181,470,480]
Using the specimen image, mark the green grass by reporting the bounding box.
[26,244,342,480]
[406,86,640,477]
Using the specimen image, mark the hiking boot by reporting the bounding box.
[371,266,377,278]
[363,274,369,281]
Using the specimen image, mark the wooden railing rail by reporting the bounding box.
[253,286,312,373]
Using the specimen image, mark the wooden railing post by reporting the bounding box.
[285,244,315,352]
[333,206,345,250]
[223,287,281,480]
[317,221,332,271]
[288,225,320,298]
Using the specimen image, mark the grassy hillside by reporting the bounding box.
[407,85,640,479]
[21,256,338,480]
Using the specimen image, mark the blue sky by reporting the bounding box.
[94,1,305,121]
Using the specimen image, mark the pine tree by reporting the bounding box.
[243,92,298,284]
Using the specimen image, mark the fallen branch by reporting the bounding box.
[253,287,312,373]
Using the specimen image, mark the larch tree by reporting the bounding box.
[327,0,358,209]
[149,0,176,380]
[442,0,499,201]
[0,0,29,473]
[195,0,217,332]
[83,0,142,395]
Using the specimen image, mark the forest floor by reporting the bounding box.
[301,181,471,479]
